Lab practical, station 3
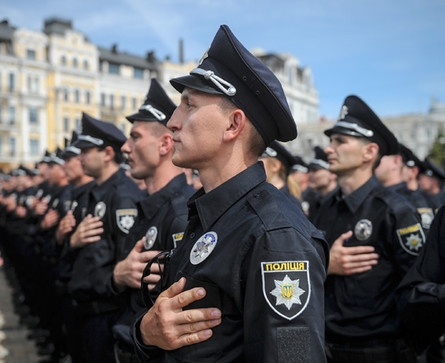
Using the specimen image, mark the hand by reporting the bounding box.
[34,200,49,215]
[55,211,76,245]
[328,230,379,275]
[69,214,104,248]
[140,277,222,350]
[40,209,60,230]
[113,238,162,291]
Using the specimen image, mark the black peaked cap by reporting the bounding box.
[309,146,330,170]
[261,141,295,171]
[170,25,297,146]
[126,79,177,125]
[74,112,127,149]
[324,95,399,156]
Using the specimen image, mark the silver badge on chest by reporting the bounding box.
[94,201,106,219]
[144,226,158,250]
[354,219,372,241]
[190,231,218,265]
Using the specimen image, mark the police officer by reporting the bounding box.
[67,113,142,362]
[375,144,435,232]
[397,206,445,361]
[259,140,302,207]
[419,158,445,211]
[312,95,425,362]
[111,79,195,362]
[306,146,338,222]
[133,24,328,362]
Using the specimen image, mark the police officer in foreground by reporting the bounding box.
[133,24,329,362]
[112,79,195,362]
[67,113,142,362]
[312,95,425,362]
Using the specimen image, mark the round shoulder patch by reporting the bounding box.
[190,232,218,265]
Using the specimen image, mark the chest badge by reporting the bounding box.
[144,226,158,250]
[190,231,218,265]
[354,219,372,241]
[94,201,106,219]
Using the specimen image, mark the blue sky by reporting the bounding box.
[1,0,444,119]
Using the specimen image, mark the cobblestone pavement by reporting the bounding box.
[0,264,41,363]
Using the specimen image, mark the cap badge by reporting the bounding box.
[144,226,158,250]
[340,105,348,120]
[354,219,372,241]
[190,231,218,265]
[94,201,106,219]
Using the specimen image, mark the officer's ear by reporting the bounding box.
[362,142,379,164]
[102,145,116,162]
[159,133,174,156]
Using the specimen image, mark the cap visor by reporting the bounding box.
[126,112,157,123]
[170,75,223,95]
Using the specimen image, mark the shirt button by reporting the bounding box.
[190,232,195,239]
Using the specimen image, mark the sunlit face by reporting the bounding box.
[166,88,229,170]
[121,121,164,180]
[79,147,104,179]
[325,133,368,175]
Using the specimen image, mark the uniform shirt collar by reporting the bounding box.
[188,162,266,231]
[339,175,379,213]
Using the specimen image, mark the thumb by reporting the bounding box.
[134,237,146,253]
[340,230,353,244]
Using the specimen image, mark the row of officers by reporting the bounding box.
[1,24,445,363]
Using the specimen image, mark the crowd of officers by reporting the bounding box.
[1,24,445,363]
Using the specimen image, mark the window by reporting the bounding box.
[61,55,67,66]
[29,108,38,123]
[63,89,69,102]
[8,73,15,92]
[27,76,39,93]
[75,118,80,130]
[63,117,69,132]
[85,91,91,105]
[109,63,120,75]
[83,60,89,70]
[74,89,80,103]
[110,94,115,110]
[121,96,126,109]
[30,139,39,154]
[8,106,15,124]
[73,57,78,68]
[132,97,137,110]
[27,49,36,60]
[101,93,106,106]
[133,67,144,79]
[9,137,16,156]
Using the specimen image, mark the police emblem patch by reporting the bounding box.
[116,209,137,234]
[70,200,78,212]
[190,232,218,265]
[418,208,434,230]
[172,232,184,248]
[144,226,158,250]
[51,198,59,209]
[94,201,106,219]
[354,219,372,241]
[396,223,425,255]
[262,261,310,320]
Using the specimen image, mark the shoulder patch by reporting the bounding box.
[116,208,138,234]
[172,232,184,248]
[262,261,310,320]
[396,223,425,255]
